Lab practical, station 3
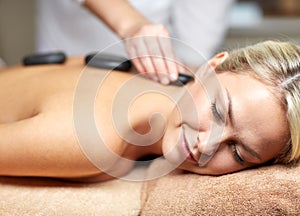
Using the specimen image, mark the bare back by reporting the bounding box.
[0,59,177,181]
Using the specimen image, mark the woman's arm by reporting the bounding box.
[0,106,105,179]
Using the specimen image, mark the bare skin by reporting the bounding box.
[0,58,178,181]
[0,54,289,182]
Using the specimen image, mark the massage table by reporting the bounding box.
[0,159,299,215]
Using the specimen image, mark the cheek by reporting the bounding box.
[175,83,212,131]
[168,105,182,128]
[204,155,242,175]
[162,122,180,153]
[161,126,184,165]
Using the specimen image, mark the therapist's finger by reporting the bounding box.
[134,38,158,80]
[125,24,183,84]
[144,36,170,85]
[137,55,158,82]
[125,39,145,74]
[126,43,146,74]
[157,36,179,82]
[127,37,158,80]
[128,37,159,82]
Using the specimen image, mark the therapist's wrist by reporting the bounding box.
[117,18,151,39]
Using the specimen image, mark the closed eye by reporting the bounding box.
[211,101,224,123]
[231,143,244,165]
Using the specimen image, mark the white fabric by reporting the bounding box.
[72,0,85,4]
[171,0,235,64]
[36,0,234,65]
[0,57,6,69]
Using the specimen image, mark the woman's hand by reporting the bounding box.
[125,24,181,85]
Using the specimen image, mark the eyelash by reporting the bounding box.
[231,143,244,165]
[211,101,223,122]
[212,101,243,165]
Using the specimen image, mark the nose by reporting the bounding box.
[197,128,224,166]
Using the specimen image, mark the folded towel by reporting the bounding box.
[141,158,300,215]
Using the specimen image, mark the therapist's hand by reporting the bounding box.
[83,0,183,84]
[125,24,181,85]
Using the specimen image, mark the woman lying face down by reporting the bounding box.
[0,41,299,181]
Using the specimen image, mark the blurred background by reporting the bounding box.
[1,0,300,66]
[223,0,300,51]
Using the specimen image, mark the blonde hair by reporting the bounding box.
[215,40,300,164]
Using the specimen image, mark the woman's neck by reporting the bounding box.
[95,70,187,160]
[123,75,185,158]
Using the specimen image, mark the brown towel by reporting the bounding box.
[0,166,146,216]
[141,159,300,216]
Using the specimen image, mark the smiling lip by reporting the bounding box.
[181,129,198,163]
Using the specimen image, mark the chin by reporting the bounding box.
[162,138,182,165]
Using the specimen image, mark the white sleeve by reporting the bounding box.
[170,0,235,64]
[72,0,85,4]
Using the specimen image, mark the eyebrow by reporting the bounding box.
[240,142,262,161]
[225,88,262,161]
[226,88,234,127]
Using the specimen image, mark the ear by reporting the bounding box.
[208,52,228,68]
